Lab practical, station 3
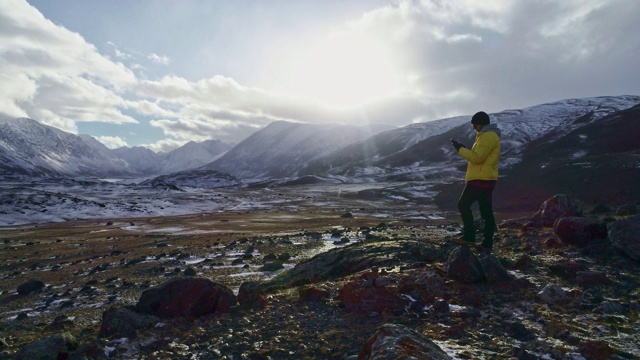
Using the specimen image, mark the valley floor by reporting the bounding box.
[1,184,639,359]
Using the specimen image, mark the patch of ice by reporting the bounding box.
[89,229,111,233]
[184,257,206,265]
[571,150,588,159]
[229,271,264,278]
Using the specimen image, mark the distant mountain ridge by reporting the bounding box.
[0,118,231,178]
[200,121,394,179]
[1,95,639,208]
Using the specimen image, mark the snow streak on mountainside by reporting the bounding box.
[491,95,640,167]
[0,118,129,177]
[161,140,230,174]
[299,95,640,181]
[1,95,638,185]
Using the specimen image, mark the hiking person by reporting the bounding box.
[450,111,501,253]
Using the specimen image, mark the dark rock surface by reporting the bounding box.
[136,277,236,318]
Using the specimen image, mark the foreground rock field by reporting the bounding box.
[1,202,639,359]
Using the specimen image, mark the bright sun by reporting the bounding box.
[281,31,400,109]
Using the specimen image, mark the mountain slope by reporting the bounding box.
[201,121,391,179]
[0,118,233,178]
[493,102,640,209]
[432,100,640,212]
[159,140,231,174]
[302,95,640,182]
[0,118,131,177]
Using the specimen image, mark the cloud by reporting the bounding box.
[0,1,137,133]
[2,0,639,150]
[147,53,170,66]
[95,135,128,149]
[356,0,640,115]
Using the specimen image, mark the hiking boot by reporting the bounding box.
[451,237,475,246]
[475,244,492,254]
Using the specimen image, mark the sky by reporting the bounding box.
[1,0,639,152]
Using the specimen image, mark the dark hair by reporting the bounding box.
[471,111,490,125]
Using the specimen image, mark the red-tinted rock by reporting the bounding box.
[576,271,613,287]
[553,217,607,246]
[578,340,615,360]
[526,194,580,227]
[136,277,236,318]
[339,278,408,315]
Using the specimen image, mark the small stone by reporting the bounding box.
[184,267,197,276]
[17,279,45,295]
[538,284,568,304]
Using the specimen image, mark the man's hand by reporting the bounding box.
[450,138,466,152]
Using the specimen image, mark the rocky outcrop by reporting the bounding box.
[136,277,236,318]
[359,323,451,360]
[264,239,441,290]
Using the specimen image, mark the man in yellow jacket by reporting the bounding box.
[450,111,501,253]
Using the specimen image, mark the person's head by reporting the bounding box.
[471,111,490,131]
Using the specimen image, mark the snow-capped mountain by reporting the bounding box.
[111,146,160,175]
[111,140,232,175]
[299,95,640,180]
[2,95,639,204]
[490,100,640,210]
[1,95,639,225]
[160,140,230,174]
[200,121,393,179]
[0,118,130,177]
[0,118,231,178]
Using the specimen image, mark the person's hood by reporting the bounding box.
[480,123,501,138]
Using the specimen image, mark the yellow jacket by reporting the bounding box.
[457,124,501,182]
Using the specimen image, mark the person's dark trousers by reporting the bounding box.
[457,182,496,249]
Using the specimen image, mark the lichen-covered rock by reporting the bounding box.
[98,306,159,339]
[264,240,439,290]
[608,214,640,261]
[237,281,266,308]
[16,332,77,360]
[359,323,452,359]
[446,246,484,283]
